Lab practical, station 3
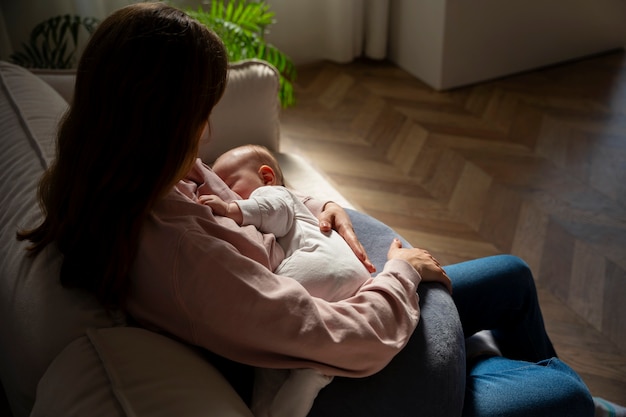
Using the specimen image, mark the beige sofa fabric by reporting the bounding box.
[32,327,253,417]
[200,59,281,163]
[0,61,118,417]
[28,69,76,104]
[30,334,126,417]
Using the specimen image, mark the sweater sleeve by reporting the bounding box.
[130,222,421,378]
[184,230,421,377]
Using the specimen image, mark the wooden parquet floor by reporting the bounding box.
[279,51,626,404]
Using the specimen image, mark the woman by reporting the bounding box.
[17,3,602,417]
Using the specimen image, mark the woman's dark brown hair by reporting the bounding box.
[17,2,228,308]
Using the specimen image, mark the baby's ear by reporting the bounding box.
[258,165,276,185]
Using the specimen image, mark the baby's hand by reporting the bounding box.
[198,194,243,225]
[198,194,229,217]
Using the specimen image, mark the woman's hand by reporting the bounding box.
[388,239,452,293]
[319,202,376,273]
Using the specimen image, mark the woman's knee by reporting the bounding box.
[489,255,532,282]
[446,254,535,294]
[472,255,537,301]
[464,357,594,417]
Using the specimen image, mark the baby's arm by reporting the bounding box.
[198,194,243,225]
[236,187,295,237]
[198,188,293,236]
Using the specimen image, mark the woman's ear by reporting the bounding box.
[258,165,276,185]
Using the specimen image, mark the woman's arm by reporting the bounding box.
[182,237,422,377]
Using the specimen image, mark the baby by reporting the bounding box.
[200,144,373,417]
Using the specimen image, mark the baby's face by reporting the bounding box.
[213,161,263,199]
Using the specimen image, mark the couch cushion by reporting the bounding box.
[200,59,281,163]
[31,327,253,417]
[0,61,117,417]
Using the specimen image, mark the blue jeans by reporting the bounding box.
[464,356,593,417]
[446,254,557,363]
[445,255,594,417]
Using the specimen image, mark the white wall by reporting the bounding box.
[262,0,328,64]
[441,0,626,89]
[245,0,372,65]
[389,0,626,90]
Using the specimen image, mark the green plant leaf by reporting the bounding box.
[69,15,80,46]
[10,14,100,69]
[83,16,99,33]
[186,1,296,107]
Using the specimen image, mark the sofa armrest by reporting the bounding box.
[31,327,253,417]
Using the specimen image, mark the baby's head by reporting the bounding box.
[212,145,284,198]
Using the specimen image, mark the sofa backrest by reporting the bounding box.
[202,59,281,163]
[32,59,282,165]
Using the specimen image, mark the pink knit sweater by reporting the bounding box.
[127,159,421,377]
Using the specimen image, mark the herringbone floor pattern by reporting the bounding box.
[280,51,626,404]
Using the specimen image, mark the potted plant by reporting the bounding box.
[185,0,296,108]
[9,14,100,69]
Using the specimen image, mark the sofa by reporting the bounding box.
[0,59,465,417]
